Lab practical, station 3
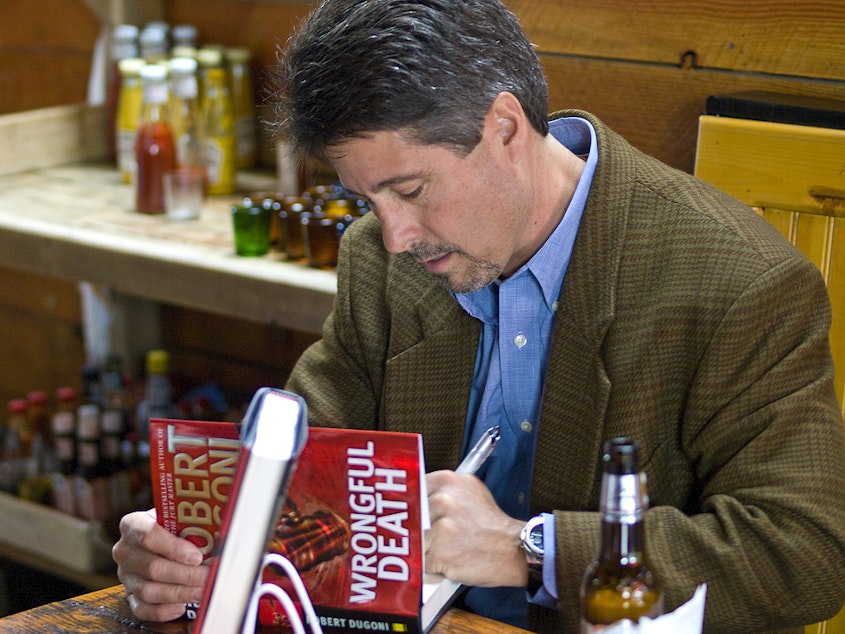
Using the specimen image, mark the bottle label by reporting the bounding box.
[600,473,647,523]
[172,74,198,99]
[142,81,169,105]
[55,436,75,461]
[204,136,236,194]
[51,411,75,435]
[117,128,138,181]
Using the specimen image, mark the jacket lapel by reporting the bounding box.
[382,279,481,471]
[531,110,635,512]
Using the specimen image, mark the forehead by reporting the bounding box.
[328,131,455,191]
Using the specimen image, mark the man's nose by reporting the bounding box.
[378,204,421,254]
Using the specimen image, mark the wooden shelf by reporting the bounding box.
[0,162,336,335]
[0,491,117,591]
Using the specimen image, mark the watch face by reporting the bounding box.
[522,516,544,558]
[529,524,544,554]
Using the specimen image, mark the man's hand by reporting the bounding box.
[112,509,209,622]
[425,470,528,588]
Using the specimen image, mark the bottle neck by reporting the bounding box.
[171,73,198,101]
[141,101,168,123]
[598,472,648,559]
[142,79,170,121]
[598,518,646,560]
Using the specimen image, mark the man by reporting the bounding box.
[112,0,845,631]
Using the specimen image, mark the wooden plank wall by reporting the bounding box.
[0,1,100,116]
[510,0,845,173]
[0,0,843,408]
[0,270,87,407]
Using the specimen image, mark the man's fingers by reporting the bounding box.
[118,510,203,566]
[125,591,190,623]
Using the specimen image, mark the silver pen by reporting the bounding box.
[455,425,500,474]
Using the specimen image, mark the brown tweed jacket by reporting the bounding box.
[286,110,845,633]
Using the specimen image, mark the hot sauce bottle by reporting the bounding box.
[135,63,177,214]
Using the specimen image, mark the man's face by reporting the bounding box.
[328,129,533,294]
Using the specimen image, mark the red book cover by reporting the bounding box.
[150,417,459,633]
[149,417,242,620]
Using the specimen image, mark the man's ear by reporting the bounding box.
[485,91,528,160]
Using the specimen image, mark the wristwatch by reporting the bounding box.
[520,515,544,594]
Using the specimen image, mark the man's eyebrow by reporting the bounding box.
[346,173,425,198]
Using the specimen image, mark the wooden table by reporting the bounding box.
[0,584,532,633]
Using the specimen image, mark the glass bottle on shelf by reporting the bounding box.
[49,387,78,515]
[100,408,124,476]
[51,387,78,477]
[135,63,177,214]
[171,24,198,51]
[101,406,132,517]
[8,398,34,458]
[198,49,236,196]
[196,46,224,106]
[106,24,140,163]
[0,399,29,494]
[73,403,108,520]
[26,390,51,446]
[115,57,146,185]
[581,437,664,630]
[134,349,177,458]
[169,55,207,183]
[81,363,104,409]
[139,23,169,63]
[226,47,257,170]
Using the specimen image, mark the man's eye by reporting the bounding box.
[400,185,423,200]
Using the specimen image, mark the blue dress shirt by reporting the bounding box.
[452,116,598,627]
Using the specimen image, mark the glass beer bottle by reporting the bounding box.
[581,437,663,631]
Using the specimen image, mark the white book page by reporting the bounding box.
[418,435,463,630]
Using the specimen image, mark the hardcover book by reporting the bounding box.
[193,387,309,634]
[149,401,462,633]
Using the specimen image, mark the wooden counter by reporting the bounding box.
[0,161,336,335]
[0,584,531,634]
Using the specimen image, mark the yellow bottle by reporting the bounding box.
[201,66,237,196]
[115,57,146,184]
[226,47,257,170]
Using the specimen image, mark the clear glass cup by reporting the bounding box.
[164,167,205,221]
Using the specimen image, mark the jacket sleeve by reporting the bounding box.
[285,214,388,430]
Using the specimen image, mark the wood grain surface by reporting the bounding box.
[0,584,532,634]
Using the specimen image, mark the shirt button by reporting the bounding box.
[520,420,533,433]
[518,492,526,505]
[514,333,527,348]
